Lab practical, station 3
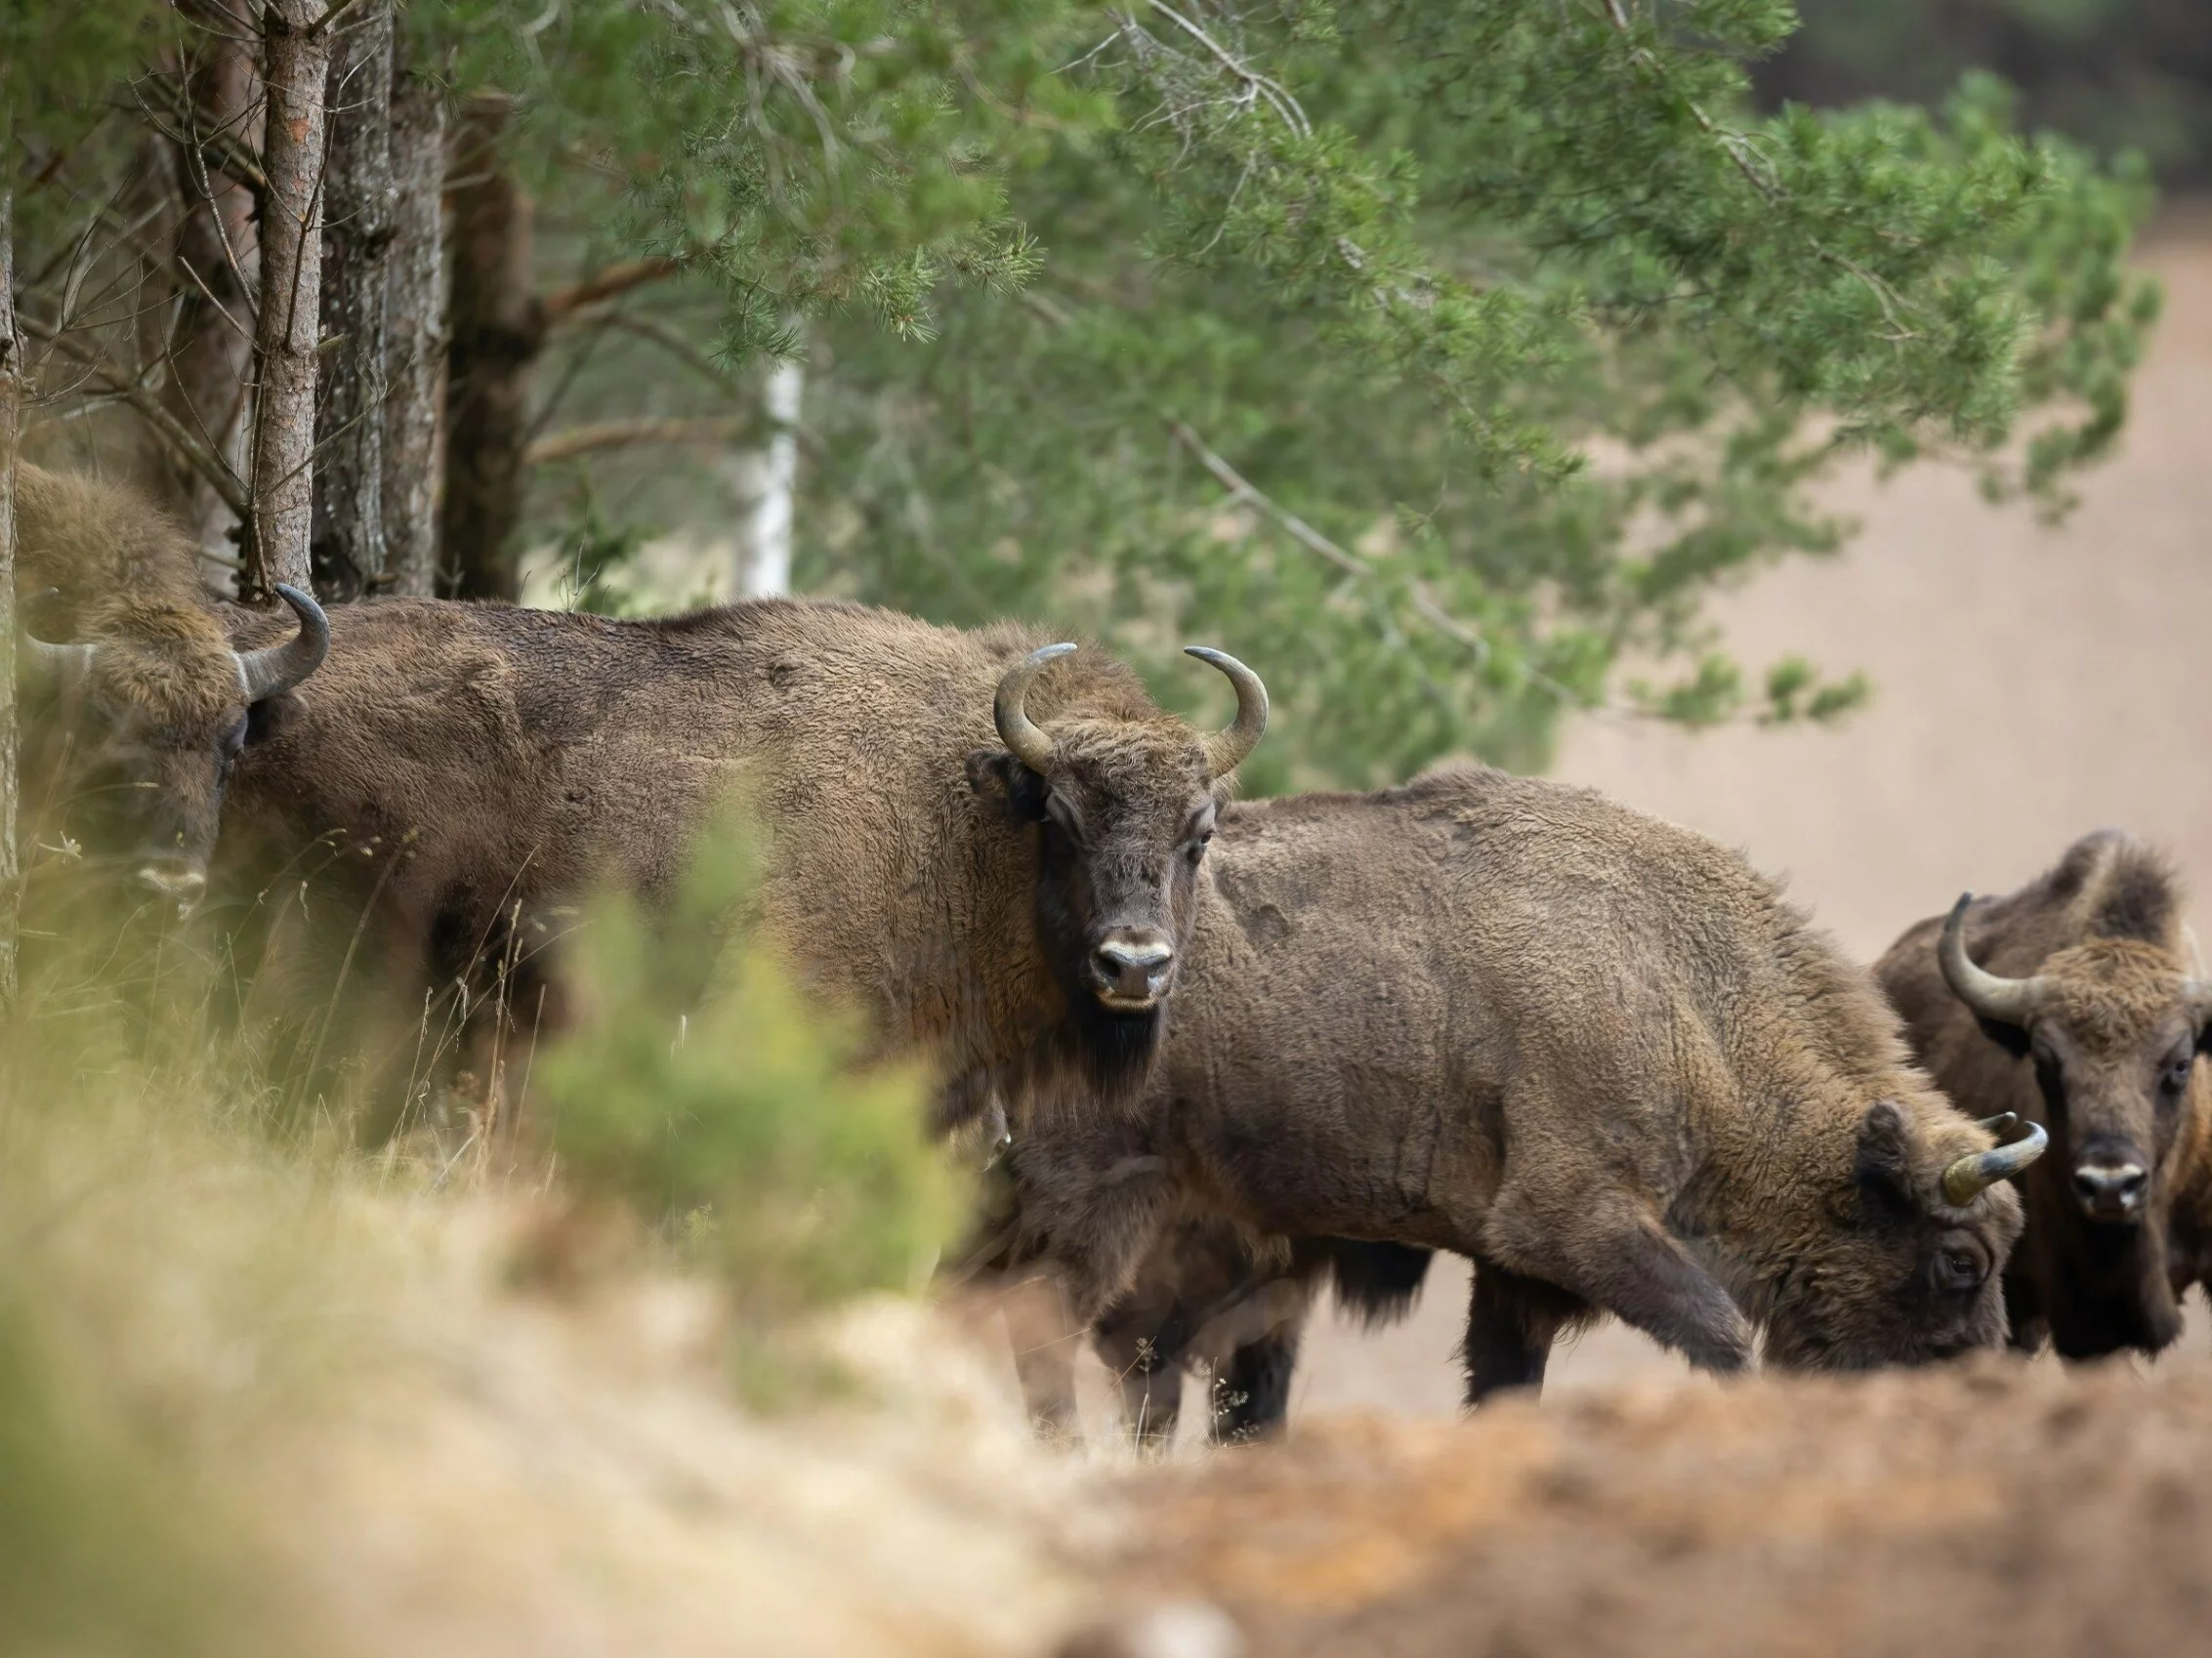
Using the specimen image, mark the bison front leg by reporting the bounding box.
[998,1270,1087,1443]
[1483,1194,1752,1377]
[1461,1259,1588,1404]
[1210,1319,1304,1443]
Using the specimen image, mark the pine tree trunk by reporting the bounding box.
[243,0,332,601]
[0,192,21,1005]
[730,338,805,598]
[162,21,259,561]
[310,0,394,601]
[439,91,540,601]
[383,53,445,600]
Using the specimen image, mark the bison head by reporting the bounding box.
[1763,1102,2043,1370]
[966,642,1266,1088]
[21,585,328,912]
[1940,895,2212,1225]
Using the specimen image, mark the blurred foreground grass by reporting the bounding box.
[0,816,982,1655]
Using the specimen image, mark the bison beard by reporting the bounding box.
[1003,764,2038,1412]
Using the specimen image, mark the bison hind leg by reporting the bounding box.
[1209,1321,1304,1444]
[1461,1259,1590,1405]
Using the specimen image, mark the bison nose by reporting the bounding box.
[1092,934,1175,1010]
[136,861,207,916]
[2071,1160,2149,1222]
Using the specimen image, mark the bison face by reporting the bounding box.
[967,642,1267,1095]
[21,586,328,914]
[973,725,1221,1016]
[1941,902,2212,1227]
[1763,1100,2038,1371]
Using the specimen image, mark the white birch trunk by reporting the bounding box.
[730,337,804,598]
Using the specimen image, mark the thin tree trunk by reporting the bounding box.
[383,52,445,599]
[0,191,21,1005]
[730,338,805,598]
[310,0,394,601]
[163,21,260,562]
[440,91,539,601]
[243,0,332,601]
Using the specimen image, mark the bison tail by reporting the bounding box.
[1320,1239,1434,1328]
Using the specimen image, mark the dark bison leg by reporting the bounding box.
[1485,1197,1752,1374]
[1462,1259,1586,1404]
[1004,1272,1085,1442]
[1210,1317,1305,1444]
[2002,1260,2049,1354]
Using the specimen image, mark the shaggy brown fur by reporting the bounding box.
[216,590,1236,1126]
[13,466,249,881]
[17,464,1256,1132]
[1009,763,2025,1403]
[1877,831,2212,1358]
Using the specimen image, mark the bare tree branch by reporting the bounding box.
[523,414,760,467]
[18,310,252,514]
[540,257,685,326]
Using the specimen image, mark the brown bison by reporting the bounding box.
[1004,764,2043,1403]
[16,466,1268,1129]
[15,465,330,906]
[1875,831,2212,1358]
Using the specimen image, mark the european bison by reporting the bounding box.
[16,466,1269,1130]
[15,465,330,908]
[1875,831,2212,1358]
[1007,764,2044,1404]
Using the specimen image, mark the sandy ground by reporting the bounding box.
[1092,213,2212,1430]
[1101,1353,2212,1658]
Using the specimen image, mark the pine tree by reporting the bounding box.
[4,0,2160,786]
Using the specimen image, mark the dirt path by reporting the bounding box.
[1096,1356,2212,1658]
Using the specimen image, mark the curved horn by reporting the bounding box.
[1942,1113,2050,1207]
[232,583,330,702]
[1939,893,2052,1028]
[20,632,98,694]
[2177,926,2212,1030]
[1184,646,1268,780]
[993,642,1075,774]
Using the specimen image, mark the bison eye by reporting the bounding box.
[1933,1248,1983,1295]
[1185,829,1213,866]
[2162,1049,2194,1096]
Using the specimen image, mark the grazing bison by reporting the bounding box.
[16,466,1268,1130]
[14,465,330,908]
[1875,831,2212,1358]
[1006,764,2043,1403]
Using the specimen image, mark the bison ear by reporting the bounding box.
[1854,1099,1919,1219]
[1973,1014,2033,1062]
[244,689,299,747]
[965,748,1048,821]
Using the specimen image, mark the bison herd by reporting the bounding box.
[19,462,2212,1450]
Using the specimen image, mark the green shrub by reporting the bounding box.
[535,814,968,1325]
